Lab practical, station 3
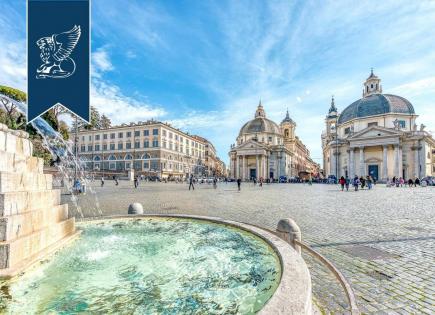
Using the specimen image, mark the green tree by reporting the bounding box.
[100,114,112,128]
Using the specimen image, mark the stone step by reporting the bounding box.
[0,217,75,269]
[0,151,44,174]
[0,172,52,193]
[0,204,68,241]
[0,129,33,157]
[0,190,61,216]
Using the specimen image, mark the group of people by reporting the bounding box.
[388,176,421,187]
[338,175,375,191]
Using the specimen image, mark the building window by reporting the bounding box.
[144,162,149,169]
[153,129,158,135]
[135,141,140,148]
[103,144,107,151]
[118,143,123,150]
[268,136,272,142]
[143,130,149,136]
[368,122,378,127]
[110,143,115,150]
[118,132,123,138]
[126,142,132,149]
[81,145,85,152]
[134,131,140,137]
[81,136,85,141]
[344,127,351,135]
[162,130,166,137]
[95,135,100,140]
[126,132,131,137]
[152,140,159,147]
[398,120,406,129]
[95,144,100,151]
[150,161,159,170]
[103,134,108,140]
[87,145,92,151]
[144,141,149,148]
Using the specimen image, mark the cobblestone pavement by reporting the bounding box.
[65,182,435,314]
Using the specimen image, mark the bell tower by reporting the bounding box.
[363,68,382,97]
[281,109,296,152]
[326,96,338,136]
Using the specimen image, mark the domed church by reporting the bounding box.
[229,102,319,180]
[322,70,435,181]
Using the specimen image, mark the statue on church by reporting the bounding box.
[420,124,426,132]
[393,119,400,130]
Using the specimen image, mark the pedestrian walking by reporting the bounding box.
[339,176,345,191]
[360,176,366,189]
[134,176,139,188]
[237,178,241,191]
[345,176,350,191]
[366,175,373,190]
[189,174,195,190]
[353,176,359,191]
[415,177,420,186]
[101,176,105,187]
[213,177,217,189]
[259,177,263,187]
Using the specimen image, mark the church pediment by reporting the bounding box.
[236,140,268,150]
[349,126,401,140]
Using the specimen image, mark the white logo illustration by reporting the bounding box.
[36,25,81,79]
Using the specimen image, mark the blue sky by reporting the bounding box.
[1,1,435,166]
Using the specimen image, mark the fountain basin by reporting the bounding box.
[0,215,312,314]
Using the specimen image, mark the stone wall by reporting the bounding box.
[0,124,77,278]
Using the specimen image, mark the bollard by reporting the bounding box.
[276,218,302,254]
[128,203,144,215]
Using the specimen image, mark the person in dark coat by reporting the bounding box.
[237,178,241,191]
[189,174,195,190]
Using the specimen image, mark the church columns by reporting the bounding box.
[349,148,355,177]
[256,155,259,179]
[235,156,240,179]
[262,155,266,179]
[330,149,336,177]
[414,141,421,178]
[382,145,388,180]
[242,156,247,180]
[359,146,365,176]
[394,144,400,177]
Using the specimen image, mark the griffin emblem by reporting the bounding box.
[36,25,81,79]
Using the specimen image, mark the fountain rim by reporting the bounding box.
[77,214,313,315]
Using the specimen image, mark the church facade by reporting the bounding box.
[322,70,435,181]
[229,102,319,180]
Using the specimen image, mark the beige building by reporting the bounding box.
[229,102,319,180]
[76,120,209,179]
[322,70,435,181]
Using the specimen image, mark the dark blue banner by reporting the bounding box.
[27,0,90,123]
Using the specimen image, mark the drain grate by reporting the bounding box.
[338,245,399,260]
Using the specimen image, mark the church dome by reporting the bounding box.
[338,94,415,124]
[239,102,281,136]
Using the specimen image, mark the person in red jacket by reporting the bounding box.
[339,176,346,191]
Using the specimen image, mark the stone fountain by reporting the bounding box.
[0,124,78,278]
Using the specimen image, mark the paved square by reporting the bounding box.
[67,182,435,314]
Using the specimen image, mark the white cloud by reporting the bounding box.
[0,40,26,90]
[91,78,166,124]
[390,77,435,97]
[92,48,114,73]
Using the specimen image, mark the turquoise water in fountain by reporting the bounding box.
[0,218,281,314]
